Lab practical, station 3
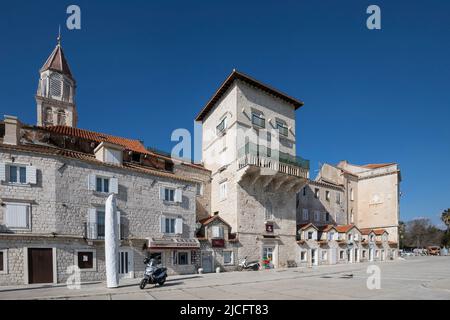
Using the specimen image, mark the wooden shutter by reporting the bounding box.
[175,218,183,234]
[110,178,119,194]
[88,208,97,239]
[87,174,96,191]
[175,189,182,203]
[26,166,37,185]
[160,215,166,233]
[0,163,5,182]
[5,204,29,229]
[116,211,121,240]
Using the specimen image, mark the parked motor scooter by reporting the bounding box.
[139,258,167,289]
[238,256,260,271]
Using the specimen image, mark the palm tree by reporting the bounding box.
[442,209,450,230]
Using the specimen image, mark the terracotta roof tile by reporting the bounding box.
[199,215,231,228]
[297,223,318,230]
[335,224,356,233]
[40,125,149,154]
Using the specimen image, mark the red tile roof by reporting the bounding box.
[335,224,357,233]
[317,225,337,232]
[360,228,375,235]
[297,223,318,230]
[199,215,231,228]
[41,125,149,154]
[373,229,388,235]
[40,43,74,79]
[195,70,304,122]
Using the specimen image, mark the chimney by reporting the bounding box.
[3,115,21,146]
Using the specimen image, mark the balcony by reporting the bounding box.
[237,143,309,179]
[84,223,126,241]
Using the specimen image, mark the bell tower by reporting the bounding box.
[36,33,77,127]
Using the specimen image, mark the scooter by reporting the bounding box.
[139,258,168,289]
[238,256,260,271]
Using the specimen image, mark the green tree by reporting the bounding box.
[441,209,450,230]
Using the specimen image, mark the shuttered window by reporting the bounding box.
[5,203,30,229]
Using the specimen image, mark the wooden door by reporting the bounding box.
[28,248,53,284]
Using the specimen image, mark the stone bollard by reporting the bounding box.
[216,267,221,273]
[198,268,204,274]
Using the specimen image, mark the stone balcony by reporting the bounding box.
[236,146,309,193]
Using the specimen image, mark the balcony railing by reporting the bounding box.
[84,223,126,240]
[237,143,309,178]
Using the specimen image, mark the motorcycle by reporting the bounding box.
[238,256,260,271]
[139,258,168,289]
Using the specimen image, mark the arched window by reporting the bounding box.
[45,107,53,124]
[265,200,273,221]
[57,110,66,125]
[49,73,63,99]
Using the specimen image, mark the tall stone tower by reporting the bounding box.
[36,34,77,127]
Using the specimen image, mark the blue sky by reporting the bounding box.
[0,1,449,227]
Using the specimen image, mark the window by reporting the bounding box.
[321,250,328,260]
[165,218,176,234]
[340,251,344,259]
[307,231,314,240]
[276,120,288,136]
[57,110,66,125]
[376,250,380,258]
[348,233,353,241]
[49,73,63,98]
[370,234,375,242]
[350,209,354,223]
[362,250,367,258]
[5,203,30,229]
[7,165,27,184]
[196,183,204,196]
[265,200,273,221]
[325,212,330,222]
[328,232,335,241]
[216,117,227,135]
[354,233,359,241]
[303,187,307,196]
[350,188,354,201]
[223,251,233,265]
[262,247,274,261]
[314,211,320,221]
[325,191,330,201]
[336,192,341,204]
[96,177,110,193]
[97,210,105,239]
[45,108,53,124]
[301,251,307,262]
[252,112,265,128]
[164,188,175,202]
[177,252,189,265]
[77,251,95,270]
[302,209,309,220]
[219,181,228,201]
[160,187,182,203]
[314,188,320,199]
[212,226,224,239]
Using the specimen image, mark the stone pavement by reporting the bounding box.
[0,256,449,300]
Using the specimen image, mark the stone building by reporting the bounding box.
[195,70,310,269]
[0,39,209,286]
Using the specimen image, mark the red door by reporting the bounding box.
[28,248,53,284]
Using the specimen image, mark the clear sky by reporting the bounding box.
[1,1,449,227]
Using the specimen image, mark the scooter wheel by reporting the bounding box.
[139,279,148,290]
[158,276,166,286]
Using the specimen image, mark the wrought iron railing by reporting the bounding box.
[84,222,126,240]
